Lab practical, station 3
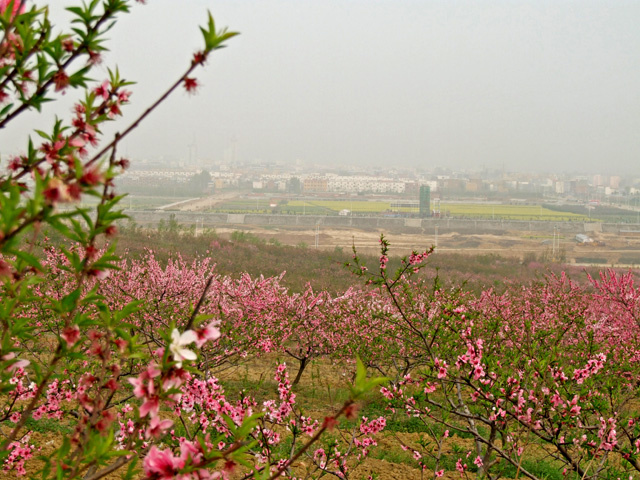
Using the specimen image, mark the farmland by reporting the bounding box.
[203,197,590,221]
[12,229,640,479]
[439,202,587,220]
[119,191,640,225]
[3,2,638,477]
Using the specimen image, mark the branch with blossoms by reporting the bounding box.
[1,239,391,479]
[0,0,144,129]
[345,234,446,380]
[86,13,238,168]
[123,351,387,480]
[349,238,640,480]
[254,357,387,480]
[0,1,244,478]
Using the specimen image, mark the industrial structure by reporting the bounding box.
[419,185,431,218]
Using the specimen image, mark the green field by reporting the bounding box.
[285,200,588,220]
[288,200,392,213]
[211,199,590,221]
[440,203,588,221]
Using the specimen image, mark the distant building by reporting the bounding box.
[303,177,328,192]
[419,185,431,218]
[575,234,593,243]
[440,179,465,191]
[465,179,484,192]
[610,176,621,189]
[326,176,405,193]
[593,175,604,187]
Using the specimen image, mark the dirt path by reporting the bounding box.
[166,193,239,212]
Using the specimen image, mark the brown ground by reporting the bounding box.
[176,193,240,211]
[211,224,640,267]
[168,193,640,266]
[5,352,618,480]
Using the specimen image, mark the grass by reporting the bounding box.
[213,199,590,220]
[441,203,587,221]
[288,200,391,213]
[575,257,608,264]
[369,448,415,466]
[618,256,640,265]
[155,194,640,223]
[489,458,569,480]
[369,436,579,480]
[23,417,75,435]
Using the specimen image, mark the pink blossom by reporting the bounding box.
[2,352,29,371]
[143,446,182,479]
[94,80,110,100]
[194,321,221,348]
[60,325,80,347]
[145,416,174,439]
[0,0,25,17]
[183,77,198,94]
[88,269,110,280]
[0,259,11,278]
[52,70,70,92]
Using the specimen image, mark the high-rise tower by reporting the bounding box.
[419,185,431,218]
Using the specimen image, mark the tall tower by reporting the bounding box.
[419,185,431,218]
[188,134,198,166]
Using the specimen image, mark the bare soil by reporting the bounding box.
[212,225,640,266]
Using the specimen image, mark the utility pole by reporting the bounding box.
[435,226,438,253]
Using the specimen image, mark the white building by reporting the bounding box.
[326,176,406,193]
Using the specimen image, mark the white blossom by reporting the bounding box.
[169,329,198,367]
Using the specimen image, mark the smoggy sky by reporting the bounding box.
[3,1,640,174]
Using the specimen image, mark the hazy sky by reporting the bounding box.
[3,1,640,173]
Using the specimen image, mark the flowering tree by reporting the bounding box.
[351,236,640,480]
[9,2,640,478]
[0,2,387,479]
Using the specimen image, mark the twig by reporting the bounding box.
[185,275,215,331]
[86,58,204,167]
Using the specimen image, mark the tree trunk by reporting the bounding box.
[292,357,308,386]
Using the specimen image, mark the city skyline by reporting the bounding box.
[1,1,639,175]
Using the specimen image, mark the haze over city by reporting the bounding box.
[2,0,639,174]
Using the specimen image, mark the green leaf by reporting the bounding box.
[0,103,13,117]
[61,288,82,313]
[114,301,141,322]
[236,412,263,439]
[66,6,87,20]
[12,250,44,271]
[122,457,138,480]
[200,12,239,52]
[350,356,388,399]
[355,355,367,387]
